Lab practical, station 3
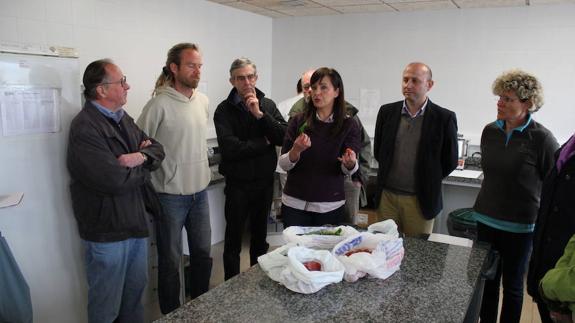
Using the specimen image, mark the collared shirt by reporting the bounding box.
[278,112,358,213]
[91,100,124,123]
[402,98,428,118]
[232,92,248,111]
[494,114,533,146]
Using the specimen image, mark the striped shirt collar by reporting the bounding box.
[402,98,428,118]
[316,112,334,123]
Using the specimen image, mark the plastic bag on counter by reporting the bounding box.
[367,219,400,238]
[283,225,359,249]
[278,246,345,294]
[332,232,404,282]
[257,242,298,283]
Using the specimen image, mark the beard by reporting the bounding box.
[177,75,199,89]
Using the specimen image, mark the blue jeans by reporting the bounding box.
[156,191,212,314]
[82,238,148,323]
[477,222,533,323]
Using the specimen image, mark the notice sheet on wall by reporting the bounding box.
[359,88,381,121]
[0,86,60,136]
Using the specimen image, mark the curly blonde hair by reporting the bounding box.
[492,69,544,112]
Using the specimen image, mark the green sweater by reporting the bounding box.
[541,234,575,314]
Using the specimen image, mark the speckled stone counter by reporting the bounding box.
[155,238,489,323]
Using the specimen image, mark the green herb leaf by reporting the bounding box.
[298,121,308,134]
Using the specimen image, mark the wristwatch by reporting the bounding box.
[140,152,148,163]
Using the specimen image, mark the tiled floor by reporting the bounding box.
[516,286,542,323]
[207,236,249,289]
[208,232,282,289]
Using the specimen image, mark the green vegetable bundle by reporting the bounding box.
[303,228,342,236]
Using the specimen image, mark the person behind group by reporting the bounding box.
[214,58,287,280]
[527,128,575,322]
[275,77,304,189]
[277,77,303,121]
[279,67,361,227]
[67,59,165,323]
[288,69,314,119]
[342,98,372,224]
[374,62,458,236]
[472,69,558,323]
[539,234,575,323]
[137,43,211,314]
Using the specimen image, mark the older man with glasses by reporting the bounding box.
[67,59,165,323]
[214,58,287,280]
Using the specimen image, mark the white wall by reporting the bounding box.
[0,0,272,322]
[0,0,273,136]
[272,4,575,145]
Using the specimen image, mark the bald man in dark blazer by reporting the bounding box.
[374,62,458,236]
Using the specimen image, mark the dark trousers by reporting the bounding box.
[223,183,272,280]
[477,222,534,323]
[281,204,344,227]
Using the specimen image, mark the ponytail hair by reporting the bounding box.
[152,43,200,97]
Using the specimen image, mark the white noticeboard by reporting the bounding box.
[0,50,86,323]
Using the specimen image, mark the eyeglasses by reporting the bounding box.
[101,76,127,87]
[302,83,311,90]
[233,74,257,82]
[497,95,519,103]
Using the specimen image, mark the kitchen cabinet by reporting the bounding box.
[434,170,482,235]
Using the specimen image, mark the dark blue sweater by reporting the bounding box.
[282,114,361,202]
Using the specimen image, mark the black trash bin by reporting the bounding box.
[447,208,477,240]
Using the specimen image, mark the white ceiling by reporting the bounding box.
[206,0,575,17]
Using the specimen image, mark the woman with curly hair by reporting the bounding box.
[472,69,559,323]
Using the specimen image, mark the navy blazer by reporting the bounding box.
[374,99,458,219]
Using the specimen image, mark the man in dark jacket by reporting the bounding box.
[67,59,164,323]
[214,58,287,280]
[374,62,458,236]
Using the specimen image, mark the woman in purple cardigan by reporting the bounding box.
[278,67,361,227]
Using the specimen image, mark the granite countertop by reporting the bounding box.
[155,238,489,323]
